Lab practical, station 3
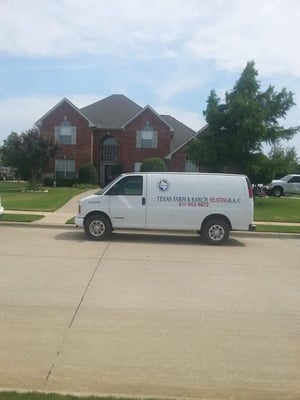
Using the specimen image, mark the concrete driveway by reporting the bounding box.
[0,226,299,399]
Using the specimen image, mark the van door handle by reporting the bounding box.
[142,197,146,205]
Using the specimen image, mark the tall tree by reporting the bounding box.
[1,128,58,187]
[268,144,299,178]
[187,61,300,173]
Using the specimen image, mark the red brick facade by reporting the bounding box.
[40,101,92,176]
[37,97,198,186]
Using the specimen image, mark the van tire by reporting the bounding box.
[84,214,112,241]
[201,218,229,245]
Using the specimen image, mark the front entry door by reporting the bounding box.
[105,164,115,185]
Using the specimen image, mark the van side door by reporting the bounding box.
[106,175,146,228]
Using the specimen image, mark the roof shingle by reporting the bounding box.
[80,94,142,128]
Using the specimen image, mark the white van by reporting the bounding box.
[75,172,255,245]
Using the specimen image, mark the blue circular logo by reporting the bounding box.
[158,179,169,192]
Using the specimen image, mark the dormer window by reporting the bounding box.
[55,120,76,145]
[136,121,158,149]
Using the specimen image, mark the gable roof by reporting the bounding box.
[80,94,142,128]
[161,115,199,152]
[165,123,208,159]
[36,94,202,158]
[121,105,174,132]
[35,97,95,127]
[80,94,197,153]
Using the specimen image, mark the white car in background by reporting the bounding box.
[267,174,300,197]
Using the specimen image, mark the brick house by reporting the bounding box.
[36,94,203,186]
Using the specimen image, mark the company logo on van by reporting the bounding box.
[158,179,170,192]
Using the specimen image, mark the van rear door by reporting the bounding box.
[106,175,146,228]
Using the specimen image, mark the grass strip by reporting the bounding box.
[256,224,300,234]
[0,214,44,222]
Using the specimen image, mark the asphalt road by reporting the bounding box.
[0,226,299,400]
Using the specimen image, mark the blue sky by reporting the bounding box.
[1,0,300,156]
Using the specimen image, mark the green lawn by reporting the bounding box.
[0,182,91,211]
[256,224,300,233]
[254,197,300,223]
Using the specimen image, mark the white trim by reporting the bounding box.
[35,97,96,128]
[121,105,175,132]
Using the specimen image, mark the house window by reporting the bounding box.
[55,120,76,145]
[101,136,118,161]
[55,159,76,179]
[184,159,199,172]
[136,121,158,149]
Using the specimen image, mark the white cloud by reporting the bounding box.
[1,0,300,78]
[184,0,300,77]
[0,0,201,57]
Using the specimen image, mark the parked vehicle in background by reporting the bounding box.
[0,166,16,181]
[75,172,256,245]
[265,174,300,197]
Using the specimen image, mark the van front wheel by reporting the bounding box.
[201,219,229,245]
[84,214,111,241]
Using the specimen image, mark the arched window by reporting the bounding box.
[101,136,118,161]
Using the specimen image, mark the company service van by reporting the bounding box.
[75,172,255,245]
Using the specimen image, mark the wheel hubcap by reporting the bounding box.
[90,220,105,236]
[208,224,224,241]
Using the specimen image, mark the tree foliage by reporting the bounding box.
[1,128,58,187]
[187,61,300,173]
[140,157,167,172]
[268,144,300,178]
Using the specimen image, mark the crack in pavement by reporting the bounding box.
[44,241,111,387]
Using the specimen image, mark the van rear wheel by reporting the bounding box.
[201,218,229,245]
[84,214,111,241]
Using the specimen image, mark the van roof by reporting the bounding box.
[120,172,247,178]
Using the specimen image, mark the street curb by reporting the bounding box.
[0,221,78,230]
[230,231,300,239]
[0,220,300,239]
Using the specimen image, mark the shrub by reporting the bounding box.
[43,177,78,187]
[78,163,97,184]
[43,176,55,187]
[57,178,78,187]
[140,158,167,172]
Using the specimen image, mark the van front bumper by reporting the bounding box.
[75,216,84,227]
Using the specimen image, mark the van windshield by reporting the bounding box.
[96,176,121,195]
